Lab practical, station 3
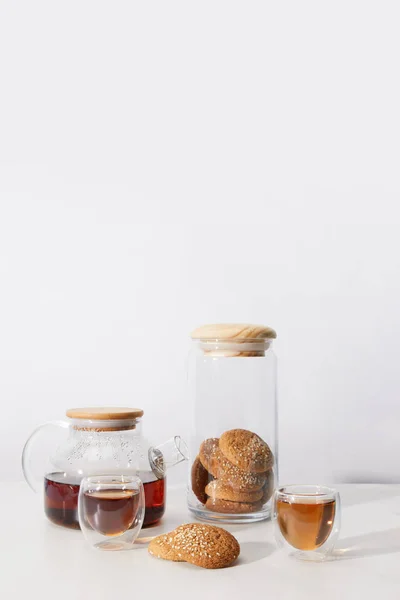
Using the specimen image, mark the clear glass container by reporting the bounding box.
[187,323,278,523]
[273,485,341,561]
[22,407,187,529]
[78,475,145,551]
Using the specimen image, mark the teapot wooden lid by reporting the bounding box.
[66,407,144,420]
[191,323,277,341]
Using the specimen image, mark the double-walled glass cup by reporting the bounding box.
[273,485,341,561]
[78,475,145,550]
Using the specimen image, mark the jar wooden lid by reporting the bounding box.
[66,407,144,420]
[191,323,277,341]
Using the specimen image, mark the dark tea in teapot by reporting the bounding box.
[23,407,186,530]
[44,471,166,529]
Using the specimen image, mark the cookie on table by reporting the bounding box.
[206,497,264,514]
[219,429,274,473]
[148,532,184,562]
[191,456,212,504]
[148,523,240,569]
[199,438,265,492]
[205,479,263,503]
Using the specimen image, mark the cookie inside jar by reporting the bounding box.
[191,430,275,518]
[188,324,278,523]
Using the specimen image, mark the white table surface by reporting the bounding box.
[2,482,400,599]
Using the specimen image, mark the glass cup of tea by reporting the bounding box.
[78,475,145,551]
[273,485,341,561]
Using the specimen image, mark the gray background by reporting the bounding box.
[1,1,399,485]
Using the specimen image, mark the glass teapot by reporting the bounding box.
[22,407,188,529]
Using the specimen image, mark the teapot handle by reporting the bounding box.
[22,420,69,493]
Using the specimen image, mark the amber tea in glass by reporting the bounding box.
[83,488,140,536]
[78,476,145,551]
[273,485,340,561]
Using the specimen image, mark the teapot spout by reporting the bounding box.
[149,436,188,479]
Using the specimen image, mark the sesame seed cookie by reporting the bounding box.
[199,438,265,492]
[219,429,274,473]
[206,497,264,514]
[260,469,275,504]
[191,456,212,504]
[148,532,184,562]
[205,479,263,503]
[148,523,240,569]
[199,438,221,476]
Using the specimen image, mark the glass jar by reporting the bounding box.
[22,407,187,529]
[187,324,277,523]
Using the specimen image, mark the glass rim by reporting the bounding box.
[82,475,141,487]
[276,484,338,500]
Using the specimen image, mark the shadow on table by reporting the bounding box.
[333,528,400,560]
[236,541,275,565]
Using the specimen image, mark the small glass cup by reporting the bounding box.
[273,485,341,561]
[78,475,145,551]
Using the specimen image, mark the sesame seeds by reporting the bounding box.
[200,437,265,490]
[219,429,274,473]
[148,523,240,569]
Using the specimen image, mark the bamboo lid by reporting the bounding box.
[191,323,277,341]
[66,407,144,420]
